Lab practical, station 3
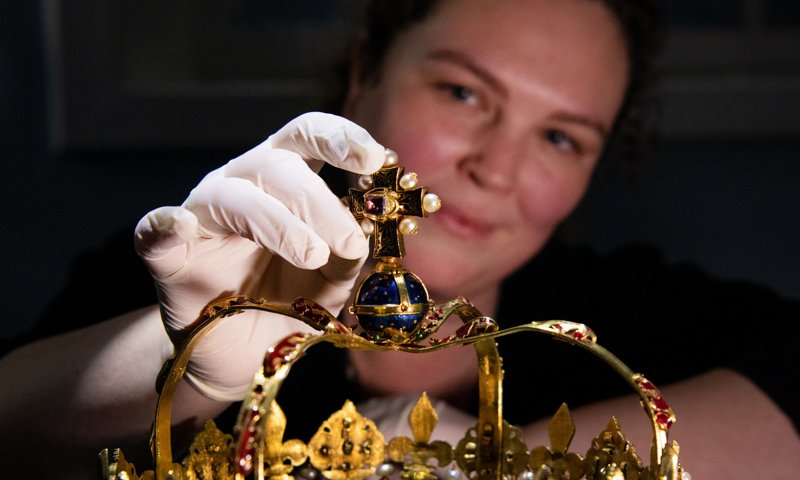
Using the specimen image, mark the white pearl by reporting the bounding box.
[446,467,462,479]
[399,172,418,190]
[384,148,399,167]
[519,470,534,480]
[375,462,396,477]
[681,472,692,480]
[360,218,375,235]
[423,193,441,213]
[296,467,319,480]
[399,217,419,235]
[358,175,374,189]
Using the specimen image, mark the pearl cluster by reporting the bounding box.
[356,149,441,237]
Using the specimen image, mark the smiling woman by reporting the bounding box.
[343,0,629,309]
[1,0,798,479]
[340,0,632,403]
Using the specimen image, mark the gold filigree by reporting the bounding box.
[454,419,528,480]
[583,418,644,480]
[181,420,236,480]
[308,400,385,480]
[98,448,147,480]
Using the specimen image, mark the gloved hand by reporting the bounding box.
[134,112,386,401]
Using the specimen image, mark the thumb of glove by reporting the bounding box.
[134,206,199,278]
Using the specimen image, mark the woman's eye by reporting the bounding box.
[442,84,475,103]
[545,129,578,153]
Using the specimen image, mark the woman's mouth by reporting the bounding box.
[433,205,496,240]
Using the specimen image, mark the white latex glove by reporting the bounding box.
[134,112,386,401]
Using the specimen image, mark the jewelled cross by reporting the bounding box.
[348,151,440,258]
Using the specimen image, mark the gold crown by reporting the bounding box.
[99,152,685,480]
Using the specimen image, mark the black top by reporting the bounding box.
[3,225,798,440]
[273,239,800,438]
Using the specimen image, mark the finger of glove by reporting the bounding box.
[222,148,369,261]
[134,206,199,277]
[266,111,386,174]
[319,252,367,288]
[186,176,336,270]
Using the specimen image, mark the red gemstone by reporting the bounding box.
[656,411,674,429]
[640,380,656,391]
[292,298,308,313]
[653,396,670,411]
[235,409,260,475]
[331,320,350,334]
[572,331,584,340]
[364,193,387,216]
[265,335,302,376]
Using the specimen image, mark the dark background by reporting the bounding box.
[1,0,799,340]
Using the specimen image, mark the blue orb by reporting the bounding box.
[354,271,429,340]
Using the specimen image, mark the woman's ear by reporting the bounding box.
[341,32,369,118]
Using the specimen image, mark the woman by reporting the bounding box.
[1,0,797,478]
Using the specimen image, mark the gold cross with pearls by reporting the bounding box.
[348,150,441,259]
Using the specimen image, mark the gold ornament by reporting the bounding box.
[99,151,685,480]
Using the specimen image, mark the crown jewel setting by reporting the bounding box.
[99,150,685,480]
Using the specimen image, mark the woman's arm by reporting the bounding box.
[0,305,230,479]
[0,113,388,479]
[521,368,800,479]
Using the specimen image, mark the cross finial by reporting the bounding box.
[348,149,441,258]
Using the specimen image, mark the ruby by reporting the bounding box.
[235,410,260,475]
[552,324,563,332]
[265,335,301,376]
[292,298,308,314]
[640,380,656,391]
[653,396,670,411]
[264,349,281,376]
[456,323,475,337]
[331,320,350,334]
[572,331,584,340]
[364,194,387,216]
[656,411,674,429]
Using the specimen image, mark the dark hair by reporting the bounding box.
[324,0,664,176]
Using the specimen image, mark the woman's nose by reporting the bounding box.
[461,130,527,191]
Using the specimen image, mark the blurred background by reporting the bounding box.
[1,0,799,340]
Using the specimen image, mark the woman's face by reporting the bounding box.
[345,0,630,302]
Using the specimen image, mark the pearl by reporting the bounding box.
[519,470,534,480]
[358,175,374,189]
[384,148,399,167]
[296,467,320,480]
[681,472,692,480]
[399,172,418,190]
[445,466,462,479]
[375,462,397,477]
[361,218,375,235]
[423,193,441,213]
[399,217,419,235]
